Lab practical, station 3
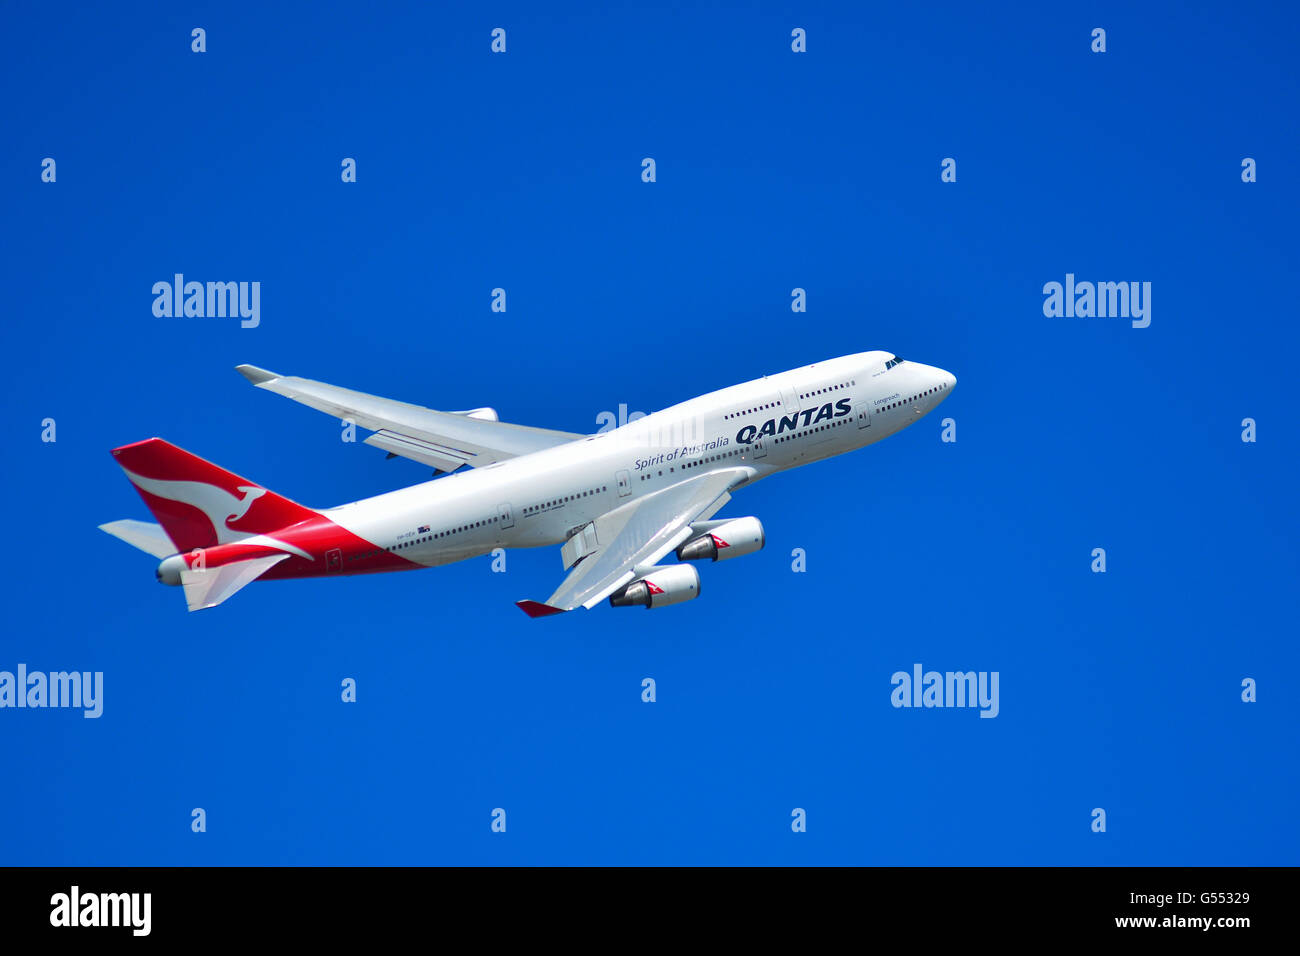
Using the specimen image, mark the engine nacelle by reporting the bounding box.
[608,564,701,609]
[675,516,765,563]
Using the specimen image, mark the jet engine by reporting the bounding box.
[608,564,701,609]
[675,516,765,563]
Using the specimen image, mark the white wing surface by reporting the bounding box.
[517,468,749,617]
[237,365,584,473]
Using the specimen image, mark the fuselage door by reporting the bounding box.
[855,401,872,429]
[779,385,801,417]
[326,548,342,572]
[616,469,631,497]
[497,502,514,529]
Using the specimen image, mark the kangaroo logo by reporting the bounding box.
[228,486,266,523]
[122,469,269,544]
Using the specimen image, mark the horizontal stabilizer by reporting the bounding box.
[181,554,289,611]
[99,519,176,558]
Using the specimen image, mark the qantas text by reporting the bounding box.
[736,399,851,443]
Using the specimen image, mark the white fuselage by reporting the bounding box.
[322,351,956,570]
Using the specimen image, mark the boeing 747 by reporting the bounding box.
[100,352,955,615]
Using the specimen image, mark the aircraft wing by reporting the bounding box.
[516,468,750,617]
[236,365,584,473]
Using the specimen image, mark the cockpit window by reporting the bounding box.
[885,355,905,370]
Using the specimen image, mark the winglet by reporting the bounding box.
[235,364,280,385]
[515,600,567,619]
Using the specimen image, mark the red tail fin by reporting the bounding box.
[110,438,317,552]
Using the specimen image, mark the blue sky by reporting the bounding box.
[2,1,1296,864]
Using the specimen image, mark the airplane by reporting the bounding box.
[100,351,956,616]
